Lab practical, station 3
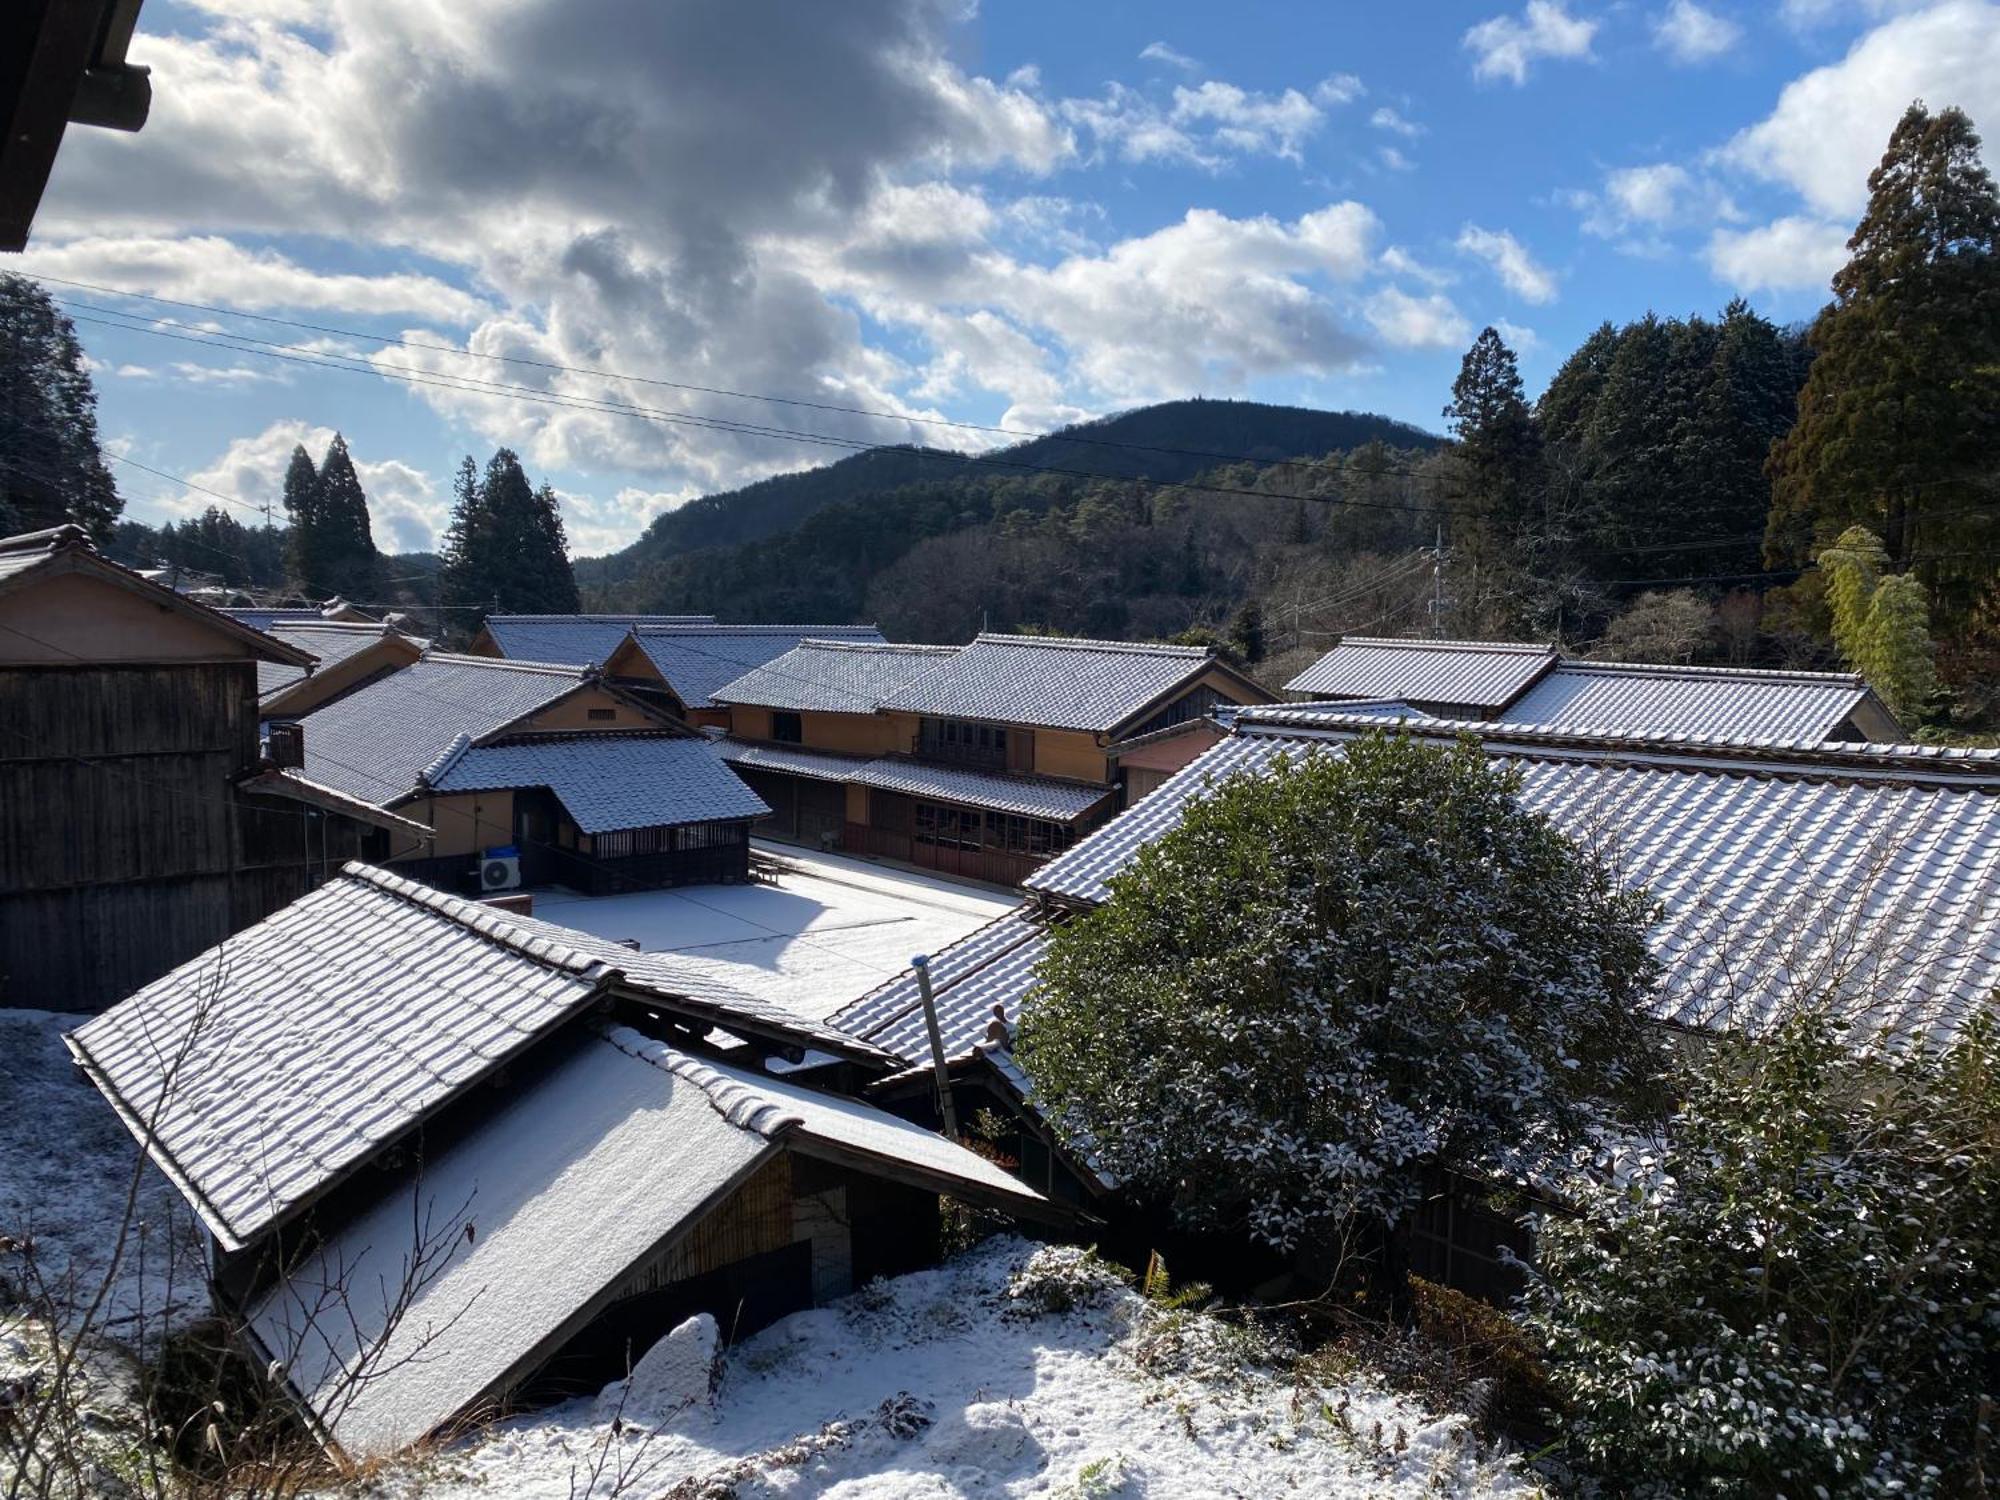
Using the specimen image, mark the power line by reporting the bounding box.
[57,301,1465,519]
[35,272,1440,481]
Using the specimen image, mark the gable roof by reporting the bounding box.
[245,1022,1053,1457]
[710,638,956,713]
[424,731,769,832]
[624,624,889,709]
[224,602,377,631]
[65,863,890,1251]
[1501,660,1891,741]
[1284,636,1558,709]
[878,633,1245,733]
[712,738,1114,821]
[478,613,717,666]
[292,651,605,806]
[1026,709,2000,1050]
[254,621,418,699]
[0,525,313,666]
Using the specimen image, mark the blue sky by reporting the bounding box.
[16,0,2000,557]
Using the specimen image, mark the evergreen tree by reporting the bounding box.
[1442,327,1546,597]
[1820,527,1936,721]
[1227,599,1265,663]
[1677,300,1805,578]
[1536,320,1622,454]
[1767,102,2000,632]
[439,449,580,627]
[1820,525,1889,666]
[280,444,324,593]
[1579,313,1677,574]
[310,433,379,601]
[0,273,121,538]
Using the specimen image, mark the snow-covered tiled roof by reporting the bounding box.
[629,625,890,708]
[879,633,1227,733]
[237,767,435,837]
[254,622,409,698]
[713,740,1113,820]
[1026,713,2000,1049]
[479,613,716,665]
[849,757,1114,820]
[829,907,1046,1061]
[713,738,871,783]
[294,652,593,806]
[65,864,879,1251]
[712,639,959,713]
[1501,660,1885,742]
[248,1022,1053,1457]
[1283,637,1558,709]
[425,732,769,832]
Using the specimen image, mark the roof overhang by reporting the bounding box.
[238,768,436,839]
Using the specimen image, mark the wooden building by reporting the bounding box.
[286,649,769,894]
[711,633,1273,886]
[66,865,1071,1459]
[253,620,425,719]
[0,526,428,1010]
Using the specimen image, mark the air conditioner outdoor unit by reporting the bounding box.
[479,854,522,892]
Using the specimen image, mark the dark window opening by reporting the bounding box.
[587,707,616,721]
[771,712,803,744]
[918,717,1008,768]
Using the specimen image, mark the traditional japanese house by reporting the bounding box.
[253,620,426,719]
[467,612,716,663]
[288,650,769,894]
[66,864,1069,1460]
[0,526,429,1010]
[712,633,1274,885]
[1285,636,1904,741]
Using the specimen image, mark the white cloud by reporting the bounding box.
[1365,287,1473,349]
[1169,80,1327,164]
[1369,106,1425,137]
[1379,246,1456,285]
[1705,214,1852,289]
[1464,1,1599,84]
[1722,0,2000,218]
[183,419,441,551]
[1454,224,1559,302]
[17,236,488,323]
[1493,318,1541,353]
[1314,73,1367,106]
[1654,0,1744,62]
[1604,163,1694,225]
[1139,41,1198,70]
[1379,146,1416,171]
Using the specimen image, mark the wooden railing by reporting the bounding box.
[841,822,1043,888]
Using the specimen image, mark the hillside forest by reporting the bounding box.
[3,102,1995,724]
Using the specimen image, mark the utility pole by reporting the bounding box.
[1422,523,1453,638]
[911,953,960,1140]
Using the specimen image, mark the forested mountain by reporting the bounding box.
[578,400,1438,589]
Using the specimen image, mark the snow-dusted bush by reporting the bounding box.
[1520,1013,2000,1497]
[1017,733,1663,1258]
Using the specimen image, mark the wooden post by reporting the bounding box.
[911,954,960,1141]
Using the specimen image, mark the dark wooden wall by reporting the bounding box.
[0,662,374,1011]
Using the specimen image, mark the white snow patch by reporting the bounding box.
[348,1239,1533,1499]
[529,844,1015,1021]
[598,1313,720,1427]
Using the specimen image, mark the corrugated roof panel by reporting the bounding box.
[1027,723,2000,1049]
[295,653,588,805]
[631,625,889,708]
[1284,638,1557,708]
[712,640,959,713]
[428,733,769,831]
[879,634,1221,733]
[1501,662,1873,742]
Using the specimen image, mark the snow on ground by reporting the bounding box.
[531,843,1016,1021]
[365,1238,1535,1500]
[0,1010,203,1331]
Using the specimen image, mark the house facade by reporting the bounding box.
[0,526,427,1010]
[713,633,1274,886]
[289,649,768,894]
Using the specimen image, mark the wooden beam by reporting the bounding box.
[1,1,105,251]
